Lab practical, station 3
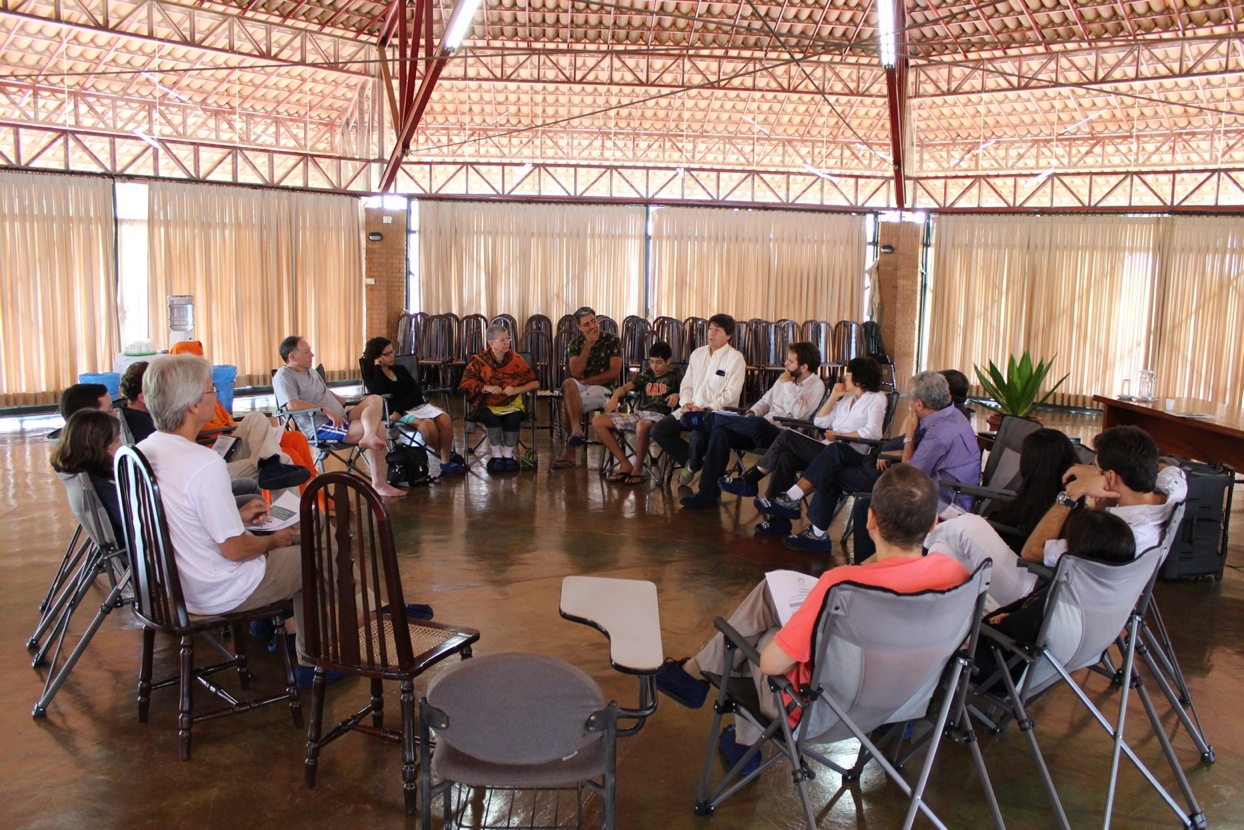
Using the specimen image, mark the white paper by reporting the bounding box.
[211,435,238,458]
[765,569,820,626]
[248,490,301,532]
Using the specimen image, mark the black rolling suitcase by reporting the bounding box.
[1159,457,1235,581]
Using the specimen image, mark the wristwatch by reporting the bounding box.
[1055,491,1079,509]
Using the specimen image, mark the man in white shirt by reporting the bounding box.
[680,342,825,508]
[650,313,746,482]
[135,355,310,673]
[927,425,1186,607]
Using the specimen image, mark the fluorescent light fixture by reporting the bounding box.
[443,0,484,51]
[803,163,837,182]
[1028,168,1056,187]
[877,0,897,69]
[517,162,533,175]
[132,128,160,149]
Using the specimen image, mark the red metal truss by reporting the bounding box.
[0,121,379,190]
[0,0,374,76]
[912,169,1244,211]
[388,158,894,208]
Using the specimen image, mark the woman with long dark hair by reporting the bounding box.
[985,428,1079,551]
[361,336,464,474]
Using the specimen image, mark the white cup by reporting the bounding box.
[1164,398,1176,411]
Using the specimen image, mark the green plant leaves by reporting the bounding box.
[972,352,1069,418]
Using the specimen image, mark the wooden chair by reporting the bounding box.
[300,472,479,815]
[114,445,301,761]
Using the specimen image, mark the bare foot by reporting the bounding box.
[360,435,388,453]
[373,482,407,498]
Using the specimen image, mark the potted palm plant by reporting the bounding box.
[973,352,1068,429]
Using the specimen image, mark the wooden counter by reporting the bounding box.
[1093,395,1244,470]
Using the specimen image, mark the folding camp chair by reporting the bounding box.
[944,414,1043,517]
[969,539,1205,829]
[1091,501,1216,763]
[272,366,368,478]
[695,562,993,830]
[31,472,133,718]
[461,351,541,470]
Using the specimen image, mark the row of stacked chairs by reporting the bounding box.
[394,311,894,414]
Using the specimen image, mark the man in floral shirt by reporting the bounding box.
[554,306,623,468]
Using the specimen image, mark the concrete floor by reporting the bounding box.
[2,407,1242,829]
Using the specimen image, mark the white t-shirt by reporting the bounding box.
[813,390,888,453]
[137,431,266,615]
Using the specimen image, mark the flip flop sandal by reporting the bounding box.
[552,458,576,469]
[604,471,630,483]
[623,474,646,485]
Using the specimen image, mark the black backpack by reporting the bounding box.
[386,444,430,487]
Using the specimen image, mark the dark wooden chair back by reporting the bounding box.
[115,445,187,631]
[300,472,414,676]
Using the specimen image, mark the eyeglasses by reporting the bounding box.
[381,349,396,356]
[202,385,218,397]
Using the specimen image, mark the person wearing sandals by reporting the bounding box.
[553,307,623,468]
[361,336,465,475]
[592,341,683,485]
[459,324,540,472]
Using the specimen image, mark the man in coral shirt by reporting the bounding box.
[655,464,969,766]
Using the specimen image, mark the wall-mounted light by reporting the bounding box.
[368,231,384,242]
[877,0,897,69]
[443,0,483,51]
[880,244,895,254]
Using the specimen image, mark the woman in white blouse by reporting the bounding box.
[718,356,888,530]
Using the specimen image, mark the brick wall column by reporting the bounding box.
[364,204,410,341]
[874,220,924,384]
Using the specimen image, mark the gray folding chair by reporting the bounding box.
[695,562,994,830]
[31,472,133,717]
[1092,501,1215,763]
[970,540,1205,829]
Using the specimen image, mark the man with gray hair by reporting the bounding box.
[134,354,323,686]
[274,335,405,498]
[759,370,980,555]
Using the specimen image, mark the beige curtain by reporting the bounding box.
[0,171,118,407]
[1150,216,1244,408]
[926,214,1159,408]
[148,182,363,385]
[418,200,646,322]
[649,207,865,322]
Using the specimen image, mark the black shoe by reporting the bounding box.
[257,458,312,490]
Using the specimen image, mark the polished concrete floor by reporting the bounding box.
[3,407,1243,829]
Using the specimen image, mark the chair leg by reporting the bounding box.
[401,678,418,815]
[371,678,385,729]
[304,671,326,788]
[178,634,195,761]
[138,627,155,723]
[274,620,302,728]
[233,629,252,690]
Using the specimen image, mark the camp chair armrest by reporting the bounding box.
[943,482,1017,501]
[712,616,763,666]
[773,417,817,431]
[978,623,1035,664]
[195,425,236,440]
[1018,559,1054,580]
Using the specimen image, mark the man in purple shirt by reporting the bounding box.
[759,370,981,555]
